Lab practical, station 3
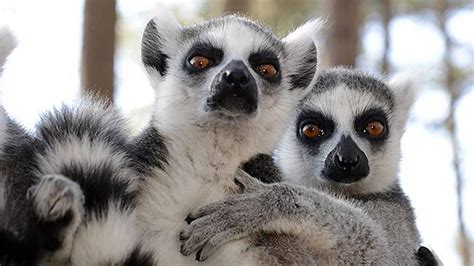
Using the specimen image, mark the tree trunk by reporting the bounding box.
[325,0,361,67]
[381,0,392,73]
[81,0,116,104]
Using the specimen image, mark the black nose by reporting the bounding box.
[223,67,249,86]
[208,60,258,115]
[322,136,370,184]
[335,153,360,171]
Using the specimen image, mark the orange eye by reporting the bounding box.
[189,56,210,69]
[365,121,385,137]
[256,64,277,79]
[302,124,323,139]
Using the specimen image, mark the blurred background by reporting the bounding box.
[0,0,473,264]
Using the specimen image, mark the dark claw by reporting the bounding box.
[180,244,187,255]
[195,248,203,261]
[185,213,196,224]
[234,178,245,193]
[179,231,188,241]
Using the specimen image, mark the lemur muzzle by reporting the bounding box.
[209,60,258,115]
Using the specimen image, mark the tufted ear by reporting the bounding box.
[387,69,424,127]
[282,19,325,92]
[141,8,181,79]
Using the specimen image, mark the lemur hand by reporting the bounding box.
[179,170,304,261]
[179,169,273,261]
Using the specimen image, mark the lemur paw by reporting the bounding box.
[27,175,84,222]
[179,191,273,261]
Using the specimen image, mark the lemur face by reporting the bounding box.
[277,68,418,194]
[140,11,321,152]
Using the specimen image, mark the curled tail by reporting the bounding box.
[33,98,151,264]
[1,98,151,264]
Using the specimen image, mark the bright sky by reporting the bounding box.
[0,1,473,264]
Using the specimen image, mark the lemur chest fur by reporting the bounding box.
[136,131,255,265]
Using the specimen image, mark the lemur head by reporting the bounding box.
[277,67,418,194]
[141,10,321,156]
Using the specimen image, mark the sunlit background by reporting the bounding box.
[0,0,473,265]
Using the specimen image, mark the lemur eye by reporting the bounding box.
[364,121,385,137]
[301,124,324,139]
[256,64,277,79]
[189,56,210,69]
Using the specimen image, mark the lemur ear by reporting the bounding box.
[141,8,181,78]
[282,19,325,91]
[388,69,423,126]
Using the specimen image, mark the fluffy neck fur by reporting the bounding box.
[150,82,293,183]
[135,94,293,264]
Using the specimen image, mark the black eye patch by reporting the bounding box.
[296,109,335,155]
[249,50,281,84]
[183,42,223,74]
[354,108,389,144]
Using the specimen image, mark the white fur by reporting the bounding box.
[70,206,140,265]
[35,136,138,194]
[137,124,280,265]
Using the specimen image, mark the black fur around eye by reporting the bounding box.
[249,50,281,83]
[296,110,335,144]
[354,109,389,142]
[184,43,223,74]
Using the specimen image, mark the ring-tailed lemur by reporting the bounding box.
[1,12,322,265]
[178,67,433,264]
[131,11,322,265]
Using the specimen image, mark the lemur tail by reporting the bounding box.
[0,26,16,75]
[33,97,152,264]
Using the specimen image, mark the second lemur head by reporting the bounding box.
[277,67,418,194]
[141,10,322,157]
